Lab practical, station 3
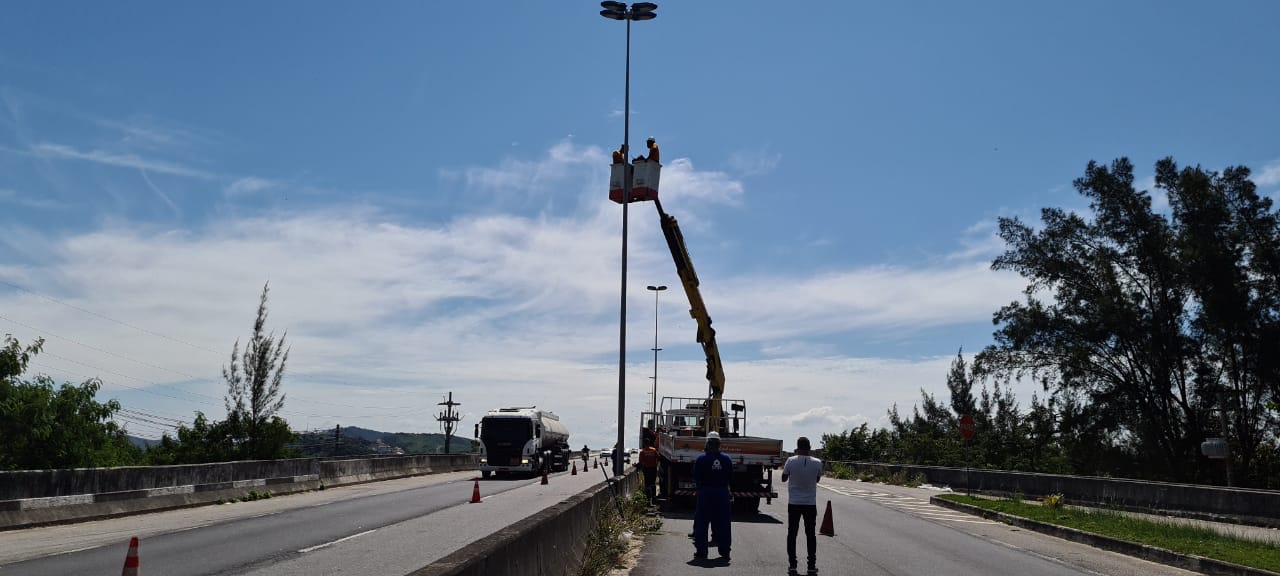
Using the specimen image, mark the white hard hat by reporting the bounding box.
[707,431,720,439]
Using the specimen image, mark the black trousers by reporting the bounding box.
[787,503,817,567]
[641,467,657,500]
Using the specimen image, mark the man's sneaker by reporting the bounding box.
[788,567,799,575]
[807,566,819,575]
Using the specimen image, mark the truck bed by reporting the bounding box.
[656,432,782,466]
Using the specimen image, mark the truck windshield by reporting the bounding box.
[481,418,532,444]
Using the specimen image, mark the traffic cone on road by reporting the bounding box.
[594,459,598,470]
[572,462,578,475]
[819,500,835,536]
[470,480,482,503]
[541,467,549,485]
[121,536,140,575]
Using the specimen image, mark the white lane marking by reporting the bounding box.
[50,545,102,556]
[820,484,998,525]
[297,528,377,553]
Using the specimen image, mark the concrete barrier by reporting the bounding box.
[0,454,478,530]
[837,461,1280,527]
[408,470,641,576]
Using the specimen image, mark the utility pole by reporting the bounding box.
[436,392,462,454]
[334,424,341,456]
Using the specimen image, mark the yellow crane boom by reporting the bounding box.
[653,198,726,434]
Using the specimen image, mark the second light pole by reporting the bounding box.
[600,0,657,477]
[647,285,666,415]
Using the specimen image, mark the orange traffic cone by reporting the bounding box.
[593,459,598,470]
[470,480,482,503]
[121,536,140,575]
[572,462,578,475]
[541,467,549,485]
[819,500,835,536]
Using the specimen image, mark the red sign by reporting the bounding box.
[960,415,976,440]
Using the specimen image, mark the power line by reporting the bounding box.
[2,313,433,412]
[0,278,225,356]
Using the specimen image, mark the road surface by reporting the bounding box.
[630,478,1202,576]
[0,465,608,575]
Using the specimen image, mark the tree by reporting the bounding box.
[1161,158,1280,483]
[1,335,141,470]
[222,283,295,460]
[976,158,1199,481]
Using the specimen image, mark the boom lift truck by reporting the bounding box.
[611,156,783,512]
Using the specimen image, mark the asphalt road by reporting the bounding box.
[630,478,1203,576]
[0,464,608,576]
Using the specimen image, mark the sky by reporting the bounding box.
[2,2,1279,452]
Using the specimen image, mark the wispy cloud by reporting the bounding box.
[0,141,1028,448]
[727,147,782,177]
[1255,160,1280,188]
[441,140,605,197]
[29,142,214,179]
[224,176,278,197]
[0,188,69,210]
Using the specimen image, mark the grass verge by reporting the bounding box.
[937,494,1280,574]
[578,489,663,576]
[828,463,927,488]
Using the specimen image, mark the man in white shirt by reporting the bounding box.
[782,436,822,575]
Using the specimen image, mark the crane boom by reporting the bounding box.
[653,198,726,434]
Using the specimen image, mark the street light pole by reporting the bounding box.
[647,285,666,416]
[600,1,656,477]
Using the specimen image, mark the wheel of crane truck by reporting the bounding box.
[481,471,491,479]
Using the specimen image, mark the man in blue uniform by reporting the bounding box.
[692,431,733,561]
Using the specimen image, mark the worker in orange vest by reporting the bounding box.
[637,438,661,502]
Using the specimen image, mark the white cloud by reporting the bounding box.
[1256,160,1280,187]
[0,141,1028,450]
[727,148,781,177]
[0,188,69,210]
[224,176,278,196]
[30,142,214,179]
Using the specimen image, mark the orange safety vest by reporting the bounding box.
[638,447,660,469]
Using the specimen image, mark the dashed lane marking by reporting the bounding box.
[297,529,377,553]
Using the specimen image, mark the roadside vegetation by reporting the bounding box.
[579,490,662,576]
[821,158,1280,490]
[0,283,299,470]
[827,462,927,488]
[938,494,1280,573]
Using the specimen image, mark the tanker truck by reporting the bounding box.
[476,407,571,478]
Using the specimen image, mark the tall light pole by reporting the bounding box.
[600,0,657,477]
[647,285,666,416]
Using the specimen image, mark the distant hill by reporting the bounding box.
[127,435,161,449]
[293,426,475,458]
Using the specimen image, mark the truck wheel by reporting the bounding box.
[482,471,491,479]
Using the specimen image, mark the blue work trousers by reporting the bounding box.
[693,486,731,556]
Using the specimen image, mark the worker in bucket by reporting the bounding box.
[691,431,732,563]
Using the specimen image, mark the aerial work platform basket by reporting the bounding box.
[609,161,661,203]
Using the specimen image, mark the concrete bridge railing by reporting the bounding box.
[0,454,478,530]
[836,461,1280,527]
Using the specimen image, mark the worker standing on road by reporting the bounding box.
[637,438,660,502]
[782,436,823,575]
[692,431,732,563]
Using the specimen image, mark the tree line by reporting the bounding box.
[824,158,1280,489]
[0,284,297,470]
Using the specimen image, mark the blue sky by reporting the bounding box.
[2,2,1279,450]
